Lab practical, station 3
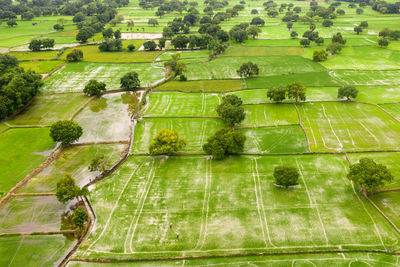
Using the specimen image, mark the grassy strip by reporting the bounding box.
[155,79,243,92]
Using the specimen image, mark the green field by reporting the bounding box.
[0,128,55,194]
[380,103,400,120]
[76,154,400,260]
[7,94,88,126]
[19,60,64,74]
[242,104,299,127]
[298,102,400,152]
[222,46,304,57]
[18,144,125,193]
[9,50,59,61]
[156,79,243,92]
[330,70,400,86]
[42,62,164,94]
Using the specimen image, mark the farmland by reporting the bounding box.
[2,0,400,265]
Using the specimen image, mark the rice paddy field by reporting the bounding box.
[3,0,400,265]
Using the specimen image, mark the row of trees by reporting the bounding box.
[28,38,55,51]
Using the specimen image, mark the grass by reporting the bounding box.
[242,104,299,127]
[42,62,164,94]
[370,191,400,230]
[0,128,55,195]
[61,45,161,63]
[155,79,243,92]
[145,92,221,117]
[380,103,400,120]
[222,46,304,57]
[6,94,89,126]
[75,154,400,260]
[0,122,7,133]
[18,144,125,193]
[132,118,224,154]
[330,70,400,86]
[239,126,309,153]
[0,196,68,233]
[19,60,64,74]
[298,102,400,152]
[8,50,59,61]
[0,235,73,266]
[156,50,209,61]
[73,93,131,143]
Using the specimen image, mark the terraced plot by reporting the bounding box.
[42,62,164,94]
[242,104,298,127]
[156,79,243,92]
[222,46,304,57]
[0,128,56,194]
[380,103,400,120]
[144,92,221,117]
[6,94,88,126]
[76,154,400,260]
[19,60,64,74]
[133,118,224,153]
[73,93,131,143]
[330,70,400,86]
[298,102,400,152]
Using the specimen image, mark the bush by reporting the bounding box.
[127,44,135,51]
[179,74,187,81]
[273,165,299,188]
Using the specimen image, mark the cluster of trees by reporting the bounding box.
[0,54,42,120]
[237,62,259,78]
[99,39,122,52]
[66,49,83,62]
[164,53,186,78]
[217,95,245,127]
[282,1,345,23]
[171,34,216,49]
[28,38,55,51]
[324,32,347,55]
[372,1,400,14]
[267,82,307,103]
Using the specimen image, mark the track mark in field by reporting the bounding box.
[200,93,206,115]
[126,159,157,253]
[88,163,143,251]
[322,104,343,150]
[296,159,329,245]
[8,236,24,267]
[301,105,317,146]
[359,121,381,149]
[199,119,207,147]
[350,181,385,249]
[252,158,275,248]
[334,104,357,148]
[195,158,212,249]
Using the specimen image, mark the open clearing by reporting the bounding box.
[298,102,400,152]
[76,154,400,260]
[0,128,55,194]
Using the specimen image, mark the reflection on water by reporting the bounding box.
[89,97,108,112]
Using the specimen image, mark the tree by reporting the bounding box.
[315,37,324,45]
[267,87,286,102]
[378,37,390,48]
[56,174,88,204]
[237,62,259,78]
[273,165,299,188]
[313,50,328,62]
[250,17,265,26]
[300,38,310,47]
[73,12,86,23]
[143,40,157,51]
[148,18,159,27]
[114,29,121,39]
[247,25,261,39]
[127,44,135,51]
[120,71,140,91]
[203,128,246,160]
[332,32,346,44]
[337,86,358,100]
[66,49,83,62]
[379,28,391,38]
[83,80,106,97]
[7,19,17,27]
[72,208,88,229]
[322,19,333,27]
[171,35,189,49]
[158,37,166,50]
[326,42,342,55]
[230,29,248,43]
[251,9,258,14]
[41,39,55,49]
[53,24,64,31]
[217,95,245,126]
[88,155,111,173]
[102,28,114,39]
[149,129,186,155]
[354,26,362,35]
[286,82,306,102]
[287,22,293,30]
[347,158,393,195]
[290,31,298,38]
[22,12,34,21]
[28,40,42,51]
[50,120,83,144]
[356,8,364,14]
[164,53,186,77]
[360,21,368,28]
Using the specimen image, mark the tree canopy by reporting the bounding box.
[66,49,83,62]
[149,129,187,155]
[237,62,259,78]
[337,86,358,100]
[286,82,307,102]
[120,71,141,91]
[273,165,300,188]
[72,208,88,228]
[217,95,245,126]
[83,80,106,97]
[50,120,83,144]
[56,174,88,204]
[203,128,246,160]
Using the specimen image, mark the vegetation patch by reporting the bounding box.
[19,60,64,74]
[155,79,243,92]
[8,50,59,61]
[222,46,304,57]
[242,104,298,127]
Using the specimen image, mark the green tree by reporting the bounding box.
[347,158,393,195]
[50,120,83,144]
[143,40,157,51]
[56,174,88,204]
[332,32,346,44]
[273,165,299,188]
[315,37,324,46]
[378,37,390,48]
[247,25,261,39]
[354,26,362,35]
[102,28,114,39]
[203,128,246,160]
[326,42,343,55]
[149,129,186,155]
[88,156,111,173]
[7,19,17,27]
[171,35,189,49]
[286,82,306,102]
[250,17,265,26]
[290,31,298,38]
[313,50,328,62]
[230,29,248,43]
[28,40,42,51]
[148,18,159,27]
[83,79,106,97]
[360,21,368,28]
[158,37,166,50]
[267,87,286,102]
[322,19,333,27]
[337,86,358,100]
[127,44,135,51]
[237,62,259,78]
[114,29,121,39]
[72,208,88,229]
[299,38,310,47]
[120,72,140,91]
[164,53,186,77]
[217,95,245,126]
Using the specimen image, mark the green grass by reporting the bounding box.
[0,196,68,233]
[73,93,131,143]
[242,104,299,127]
[19,60,64,74]
[298,102,400,152]
[222,46,304,57]
[370,191,400,230]
[42,62,164,94]
[246,72,340,88]
[133,118,224,153]
[61,45,161,63]
[0,122,7,133]
[8,50,59,61]
[156,50,209,61]
[239,126,308,153]
[75,154,400,260]
[0,235,73,266]
[330,70,400,86]
[380,103,400,120]
[18,144,125,193]
[7,94,88,126]
[156,79,243,92]
[0,128,55,195]
[145,92,221,117]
